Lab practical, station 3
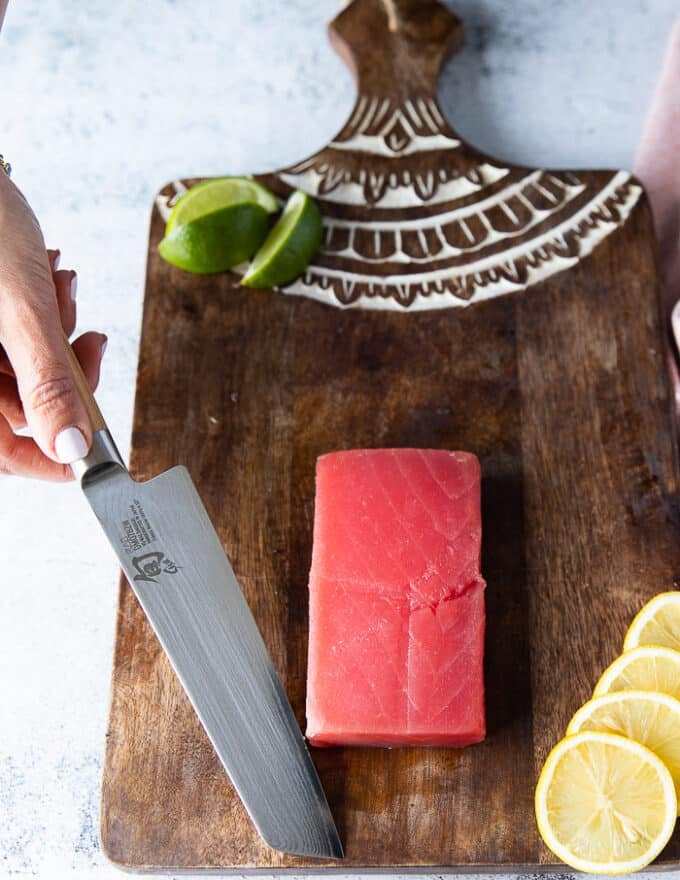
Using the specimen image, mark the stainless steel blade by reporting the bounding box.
[81,454,342,860]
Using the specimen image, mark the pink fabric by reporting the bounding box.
[635,17,680,308]
[634,18,680,407]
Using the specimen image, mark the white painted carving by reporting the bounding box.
[320,171,586,263]
[337,96,453,141]
[155,180,187,221]
[280,162,508,208]
[155,94,642,314]
[332,109,460,157]
[279,94,508,207]
[270,171,642,311]
[332,130,460,156]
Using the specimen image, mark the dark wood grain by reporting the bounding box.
[100,0,680,871]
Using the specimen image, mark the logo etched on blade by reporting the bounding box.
[115,498,182,583]
[131,551,181,584]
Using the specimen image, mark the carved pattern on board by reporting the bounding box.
[279,158,507,208]
[278,88,642,309]
[268,86,644,309]
[154,0,645,316]
[279,94,507,207]
[319,171,586,264]
[157,169,641,311]
[276,171,641,310]
[331,94,461,156]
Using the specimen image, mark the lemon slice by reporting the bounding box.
[593,646,680,701]
[567,690,680,811]
[165,177,280,234]
[623,592,680,652]
[535,731,676,874]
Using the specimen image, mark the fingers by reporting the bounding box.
[0,330,108,480]
[0,296,92,464]
[0,333,106,429]
[0,373,26,428]
[0,279,93,465]
[0,331,107,409]
[47,248,77,339]
[53,269,77,337]
[70,331,107,392]
[0,176,106,474]
[0,252,75,376]
[0,350,13,376]
[0,411,72,481]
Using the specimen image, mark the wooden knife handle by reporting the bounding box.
[62,333,107,433]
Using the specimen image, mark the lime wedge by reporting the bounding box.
[159,203,269,274]
[242,190,322,288]
[166,177,280,234]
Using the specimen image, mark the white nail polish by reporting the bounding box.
[101,338,108,357]
[70,274,78,302]
[54,426,89,463]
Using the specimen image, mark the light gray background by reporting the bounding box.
[0,1,678,878]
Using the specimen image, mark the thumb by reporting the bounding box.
[1,288,93,465]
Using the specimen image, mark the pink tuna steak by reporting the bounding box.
[306,449,486,747]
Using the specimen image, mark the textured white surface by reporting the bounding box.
[0,0,678,877]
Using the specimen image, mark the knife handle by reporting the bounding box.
[63,334,106,432]
[62,333,125,479]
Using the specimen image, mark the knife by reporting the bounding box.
[63,340,343,860]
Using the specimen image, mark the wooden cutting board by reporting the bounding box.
[100,0,680,871]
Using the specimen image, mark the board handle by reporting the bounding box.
[329,0,463,105]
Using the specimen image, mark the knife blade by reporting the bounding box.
[63,341,342,860]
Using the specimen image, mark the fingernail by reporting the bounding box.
[53,250,61,269]
[70,273,78,302]
[101,336,108,357]
[54,426,89,463]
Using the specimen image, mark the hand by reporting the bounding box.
[0,172,107,479]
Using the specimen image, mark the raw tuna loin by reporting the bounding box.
[306,448,486,747]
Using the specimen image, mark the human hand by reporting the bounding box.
[0,171,107,479]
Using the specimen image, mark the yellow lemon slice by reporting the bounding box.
[535,731,676,874]
[567,690,680,812]
[593,646,680,701]
[623,592,680,652]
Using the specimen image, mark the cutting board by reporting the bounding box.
[100,0,680,871]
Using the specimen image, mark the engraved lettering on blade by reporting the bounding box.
[116,500,181,584]
[119,499,157,554]
[131,551,181,584]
